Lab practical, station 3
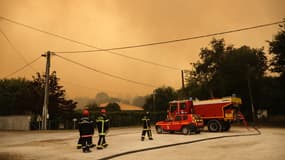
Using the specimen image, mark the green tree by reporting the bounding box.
[268,22,285,73]
[32,71,77,119]
[185,38,229,98]
[268,22,285,87]
[0,78,40,115]
[186,38,268,117]
[258,76,285,114]
[265,22,285,115]
[106,102,121,112]
[144,86,177,111]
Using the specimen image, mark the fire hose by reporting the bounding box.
[98,126,261,160]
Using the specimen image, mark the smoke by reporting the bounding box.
[0,0,284,100]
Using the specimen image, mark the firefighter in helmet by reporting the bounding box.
[77,109,95,153]
[141,111,153,141]
[96,108,110,149]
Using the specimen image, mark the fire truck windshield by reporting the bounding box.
[169,103,177,113]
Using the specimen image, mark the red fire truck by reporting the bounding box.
[166,96,242,132]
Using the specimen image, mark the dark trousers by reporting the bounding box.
[78,137,93,145]
[97,135,106,146]
[78,136,92,150]
[82,137,92,148]
[141,129,152,139]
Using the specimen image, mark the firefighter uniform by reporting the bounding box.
[96,109,110,149]
[78,110,95,153]
[141,112,153,141]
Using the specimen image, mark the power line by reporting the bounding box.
[3,56,42,78]
[0,16,95,48]
[0,27,28,63]
[0,26,36,71]
[61,80,127,96]
[0,16,181,71]
[2,16,283,71]
[54,20,285,53]
[106,50,181,70]
[54,54,156,88]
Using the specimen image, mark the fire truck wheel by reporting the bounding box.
[207,120,222,132]
[156,126,163,134]
[182,126,190,135]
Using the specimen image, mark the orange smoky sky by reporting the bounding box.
[0,0,284,100]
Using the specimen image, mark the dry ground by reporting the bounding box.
[0,126,284,160]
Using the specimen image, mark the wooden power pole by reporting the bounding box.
[41,51,51,130]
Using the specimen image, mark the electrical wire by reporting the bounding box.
[103,50,181,70]
[0,27,28,64]
[54,54,156,88]
[0,16,95,49]
[0,26,37,72]
[54,20,285,53]
[0,16,181,71]
[61,80,123,96]
[1,16,283,71]
[3,56,42,78]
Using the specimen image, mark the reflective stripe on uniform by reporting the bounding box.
[81,134,93,138]
[99,133,106,136]
[142,118,150,121]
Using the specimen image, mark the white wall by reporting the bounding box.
[0,115,31,130]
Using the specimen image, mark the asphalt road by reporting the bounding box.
[0,126,284,160]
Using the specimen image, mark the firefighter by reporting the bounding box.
[141,111,153,141]
[96,109,110,149]
[77,109,95,153]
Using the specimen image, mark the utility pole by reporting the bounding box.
[247,75,256,123]
[181,70,185,89]
[247,65,256,124]
[152,91,156,112]
[41,51,51,130]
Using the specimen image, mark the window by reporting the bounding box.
[180,103,186,110]
[175,116,182,121]
[170,104,178,113]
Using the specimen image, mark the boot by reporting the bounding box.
[83,147,91,153]
[97,145,104,150]
[89,144,96,148]
[103,143,108,148]
[77,144,82,149]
